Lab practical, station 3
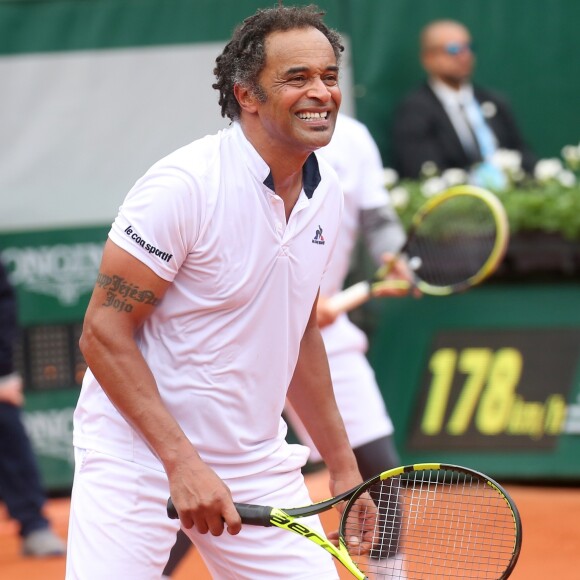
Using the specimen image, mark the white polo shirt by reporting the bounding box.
[73,122,343,478]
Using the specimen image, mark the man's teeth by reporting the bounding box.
[297,112,328,120]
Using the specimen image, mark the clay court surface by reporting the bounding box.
[2,468,579,579]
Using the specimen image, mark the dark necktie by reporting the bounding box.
[458,103,482,162]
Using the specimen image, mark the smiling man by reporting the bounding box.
[66,5,363,579]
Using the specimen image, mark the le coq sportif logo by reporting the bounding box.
[312,225,325,245]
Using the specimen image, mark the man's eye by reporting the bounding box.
[323,76,338,86]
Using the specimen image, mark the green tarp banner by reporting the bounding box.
[1,0,579,488]
[1,0,579,232]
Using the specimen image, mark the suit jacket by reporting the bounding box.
[391,82,537,179]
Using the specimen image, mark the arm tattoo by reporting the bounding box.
[96,272,161,313]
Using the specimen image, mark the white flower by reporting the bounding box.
[511,168,526,183]
[557,170,577,188]
[421,177,447,197]
[383,167,399,188]
[420,161,439,178]
[441,168,468,187]
[491,149,522,175]
[389,186,410,209]
[534,158,564,182]
[561,145,578,161]
[481,101,497,118]
[561,144,580,170]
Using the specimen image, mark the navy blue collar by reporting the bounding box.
[263,153,321,200]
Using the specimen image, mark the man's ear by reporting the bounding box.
[421,51,434,75]
[234,83,259,114]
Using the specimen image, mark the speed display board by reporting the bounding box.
[408,329,577,451]
[368,285,580,482]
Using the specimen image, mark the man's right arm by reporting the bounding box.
[80,239,241,536]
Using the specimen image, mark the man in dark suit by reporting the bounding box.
[392,20,537,179]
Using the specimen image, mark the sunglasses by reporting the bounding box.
[439,42,474,55]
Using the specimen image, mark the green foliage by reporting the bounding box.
[394,181,580,240]
[496,184,580,240]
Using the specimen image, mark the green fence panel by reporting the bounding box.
[1,228,108,492]
[345,0,580,164]
[367,283,580,481]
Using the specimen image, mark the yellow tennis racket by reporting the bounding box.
[327,185,509,316]
[168,462,522,579]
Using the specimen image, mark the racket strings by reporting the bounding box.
[408,197,499,289]
[342,469,518,579]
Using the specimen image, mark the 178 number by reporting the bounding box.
[421,347,523,436]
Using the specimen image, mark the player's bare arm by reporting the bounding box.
[315,294,339,328]
[286,291,362,497]
[80,239,241,536]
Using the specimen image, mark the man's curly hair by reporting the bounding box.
[214,4,344,121]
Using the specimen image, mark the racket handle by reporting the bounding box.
[326,281,371,316]
[167,498,273,527]
[235,503,275,526]
[167,498,178,519]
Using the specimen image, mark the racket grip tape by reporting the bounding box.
[326,281,371,316]
[167,498,273,527]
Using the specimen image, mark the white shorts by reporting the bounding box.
[66,448,338,579]
[287,348,394,463]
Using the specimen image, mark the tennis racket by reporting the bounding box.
[326,185,509,316]
[167,462,522,579]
